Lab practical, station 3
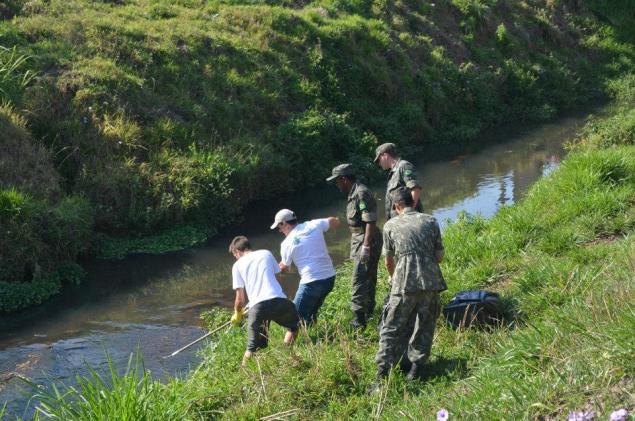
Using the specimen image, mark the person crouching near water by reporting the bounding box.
[271,209,340,326]
[229,236,300,366]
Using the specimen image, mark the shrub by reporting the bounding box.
[0,262,84,313]
[0,187,92,285]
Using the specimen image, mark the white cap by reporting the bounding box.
[270,209,296,229]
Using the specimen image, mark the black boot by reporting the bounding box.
[350,311,366,329]
[367,367,389,394]
[405,363,423,381]
[398,359,412,374]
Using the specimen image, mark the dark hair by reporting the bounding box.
[229,236,251,253]
[286,219,298,226]
[391,187,414,208]
[341,175,357,183]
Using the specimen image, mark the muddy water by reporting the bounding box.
[0,111,591,418]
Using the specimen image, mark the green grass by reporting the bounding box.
[2,0,633,240]
[24,103,635,419]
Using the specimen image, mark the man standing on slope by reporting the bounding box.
[375,188,446,384]
[326,163,382,329]
[271,209,340,326]
[374,142,423,221]
[229,236,300,366]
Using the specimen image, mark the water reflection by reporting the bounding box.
[0,112,588,417]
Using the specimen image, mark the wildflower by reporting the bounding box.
[609,409,628,421]
[567,411,595,420]
[437,408,449,421]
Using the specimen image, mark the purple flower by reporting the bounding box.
[437,408,449,421]
[609,409,628,421]
[567,411,595,421]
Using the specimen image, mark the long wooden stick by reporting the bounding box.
[165,305,250,358]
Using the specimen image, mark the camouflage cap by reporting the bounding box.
[374,143,397,163]
[326,163,355,182]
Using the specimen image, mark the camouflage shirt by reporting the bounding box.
[385,159,422,220]
[382,208,446,294]
[347,182,378,227]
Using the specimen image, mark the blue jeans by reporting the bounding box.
[293,276,335,325]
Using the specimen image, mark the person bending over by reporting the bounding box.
[229,236,299,366]
[271,209,339,326]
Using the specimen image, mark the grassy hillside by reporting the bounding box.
[1,0,634,311]
[22,74,635,420]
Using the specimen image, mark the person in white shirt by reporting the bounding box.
[270,209,340,325]
[229,236,299,366]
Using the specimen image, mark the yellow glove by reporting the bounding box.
[231,308,245,326]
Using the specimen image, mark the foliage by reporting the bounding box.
[95,224,210,260]
[0,262,84,313]
[0,46,36,103]
[569,74,635,151]
[0,103,60,200]
[0,187,92,285]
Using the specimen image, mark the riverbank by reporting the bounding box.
[20,82,634,419]
[1,0,635,312]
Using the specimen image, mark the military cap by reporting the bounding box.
[326,163,355,182]
[374,143,397,163]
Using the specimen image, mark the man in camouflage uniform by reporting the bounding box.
[327,164,382,329]
[374,142,423,220]
[375,187,446,382]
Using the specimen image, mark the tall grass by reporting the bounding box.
[30,353,188,421]
[0,46,35,102]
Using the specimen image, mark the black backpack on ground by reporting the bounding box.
[443,290,504,329]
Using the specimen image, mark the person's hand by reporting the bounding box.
[231,308,245,325]
[360,245,371,264]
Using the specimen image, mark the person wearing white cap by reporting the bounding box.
[271,209,340,325]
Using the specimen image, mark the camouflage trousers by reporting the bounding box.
[375,290,441,376]
[350,231,382,317]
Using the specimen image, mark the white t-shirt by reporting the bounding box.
[232,250,287,306]
[280,219,336,284]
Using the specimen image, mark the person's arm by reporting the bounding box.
[382,224,395,282]
[411,186,422,207]
[385,255,395,277]
[234,288,247,312]
[401,161,422,206]
[279,241,293,272]
[363,221,375,248]
[433,219,444,263]
[360,191,378,249]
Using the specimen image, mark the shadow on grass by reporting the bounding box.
[420,356,469,382]
[400,356,470,395]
